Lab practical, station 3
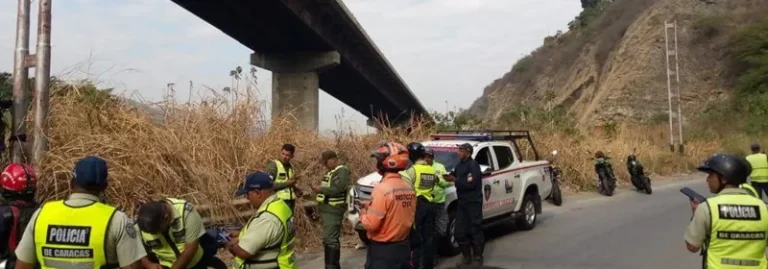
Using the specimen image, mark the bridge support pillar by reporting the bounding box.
[250,51,341,131]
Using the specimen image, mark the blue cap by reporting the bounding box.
[235,172,274,196]
[73,156,109,190]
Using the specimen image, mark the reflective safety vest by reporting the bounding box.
[233,198,297,269]
[432,162,448,204]
[33,200,117,269]
[316,165,348,206]
[740,184,759,198]
[705,193,768,269]
[413,163,438,202]
[273,160,296,200]
[139,198,204,268]
[747,153,768,183]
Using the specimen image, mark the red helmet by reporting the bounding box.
[1,163,37,193]
[371,142,409,174]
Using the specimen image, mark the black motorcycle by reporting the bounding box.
[627,149,652,195]
[595,156,617,196]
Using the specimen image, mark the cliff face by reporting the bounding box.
[468,0,768,126]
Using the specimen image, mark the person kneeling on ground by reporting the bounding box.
[136,198,219,269]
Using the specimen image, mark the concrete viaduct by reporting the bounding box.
[170,0,429,130]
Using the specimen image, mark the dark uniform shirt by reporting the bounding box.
[452,158,483,203]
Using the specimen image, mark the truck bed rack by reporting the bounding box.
[431,130,541,161]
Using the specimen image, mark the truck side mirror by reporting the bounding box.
[482,167,492,176]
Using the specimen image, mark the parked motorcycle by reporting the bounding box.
[627,148,652,194]
[547,150,564,206]
[594,151,617,196]
[201,223,243,269]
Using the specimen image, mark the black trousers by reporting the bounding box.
[365,240,410,269]
[410,197,437,269]
[455,201,484,248]
[751,182,768,199]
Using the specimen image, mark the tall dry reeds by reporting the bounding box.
[30,80,736,251]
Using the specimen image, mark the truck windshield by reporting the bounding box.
[427,147,460,171]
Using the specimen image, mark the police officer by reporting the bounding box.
[265,144,301,210]
[444,143,484,267]
[361,142,416,269]
[424,148,452,265]
[227,171,296,269]
[14,156,147,269]
[746,143,768,199]
[135,198,218,269]
[311,150,350,269]
[401,142,440,269]
[0,163,39,269]
[684,154,768,268]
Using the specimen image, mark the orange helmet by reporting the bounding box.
[371,142,409,174]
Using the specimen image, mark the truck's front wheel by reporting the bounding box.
[438,209,460,257]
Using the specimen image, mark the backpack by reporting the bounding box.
[5,201,39,252]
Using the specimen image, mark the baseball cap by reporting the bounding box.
[458,143,474,154]
[321,150,338,162]
[72,156,109,190]
[235,171,274,196]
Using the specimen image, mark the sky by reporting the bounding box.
[0,0,581,133]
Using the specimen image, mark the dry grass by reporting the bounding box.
[29,80,747,251]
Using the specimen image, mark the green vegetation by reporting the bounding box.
[692,15,729,40]
[569,0,611,30]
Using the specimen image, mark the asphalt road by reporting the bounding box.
[299,174,709,269]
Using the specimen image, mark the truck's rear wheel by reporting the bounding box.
[438,209,460,256]
[515,194,537,230]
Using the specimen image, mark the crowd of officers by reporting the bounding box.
[0,140,486,269]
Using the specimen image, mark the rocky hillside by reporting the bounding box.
[468,0,768,127]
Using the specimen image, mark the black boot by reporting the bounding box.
[471,245,484,267]
[331,247,341,269]
[456,244,472,267]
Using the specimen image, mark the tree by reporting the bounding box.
[0,72,12,100]
[581,0,600,9]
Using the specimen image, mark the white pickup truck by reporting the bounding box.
[346,131,563,256]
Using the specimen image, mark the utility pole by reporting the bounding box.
[32,0,53,166]
[664,20,683,154]
[11,0,32,163]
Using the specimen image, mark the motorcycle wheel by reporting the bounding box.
[551,179,563,206]
[598,171,613,196]
[643,176,652,195]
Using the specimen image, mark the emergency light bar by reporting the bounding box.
[430,133,492,141]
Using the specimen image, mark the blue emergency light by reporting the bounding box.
[430,133,492,141]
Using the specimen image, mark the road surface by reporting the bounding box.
[298,174,711,268]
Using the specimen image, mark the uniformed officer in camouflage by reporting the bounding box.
[311,150,350,269]
[265,144,301,210]
[14,156,147,269]
[227,171,297,269]
[685,154,768,269]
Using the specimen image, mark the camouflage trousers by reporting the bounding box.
[434,202,448,236]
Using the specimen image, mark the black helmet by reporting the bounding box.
[407,142,426,162]
[697,154,752,185]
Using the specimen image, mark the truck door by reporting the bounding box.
[491,144,518,214]
[473,146,502,218]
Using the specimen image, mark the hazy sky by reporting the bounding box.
[0,0,581,132]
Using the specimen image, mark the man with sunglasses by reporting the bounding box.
[227,171,297,269]
[135,197,217,269]
[0,163,39,269]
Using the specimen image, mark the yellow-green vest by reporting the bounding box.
[139,198,204,268]
[273,160,297,200]
[431,161,448,204]
[413,163,438,202]
[233,198,297,269]
[705,193,768,269]
[747,153,768,183]
[740,183,759,198]
[34,200,117,269]
[316,165,347,206]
